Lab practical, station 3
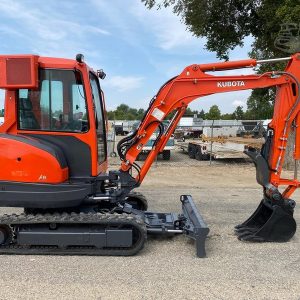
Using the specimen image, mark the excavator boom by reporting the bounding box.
[117,53,300,245]
[118,54,300,197]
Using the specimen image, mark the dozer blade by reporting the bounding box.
[180,195,210,257]
[235,198,297,242]
[143,195,209,257]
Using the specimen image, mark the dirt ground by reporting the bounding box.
[0,159,299,299]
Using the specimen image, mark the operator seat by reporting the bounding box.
[18,98,40,130]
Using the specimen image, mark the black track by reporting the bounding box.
[0,212,146,256]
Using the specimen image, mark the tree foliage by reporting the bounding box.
[221,113,234,120]
[205,105,221,120]
[183,107,201,117]
[107,105,202,120]
[232,105,244,120]
[142,0,300,60]
[107,104,145,120]
[198,109,206,119]
[245,89,274,119]
[142,0,300,119]
[107,104,251,120]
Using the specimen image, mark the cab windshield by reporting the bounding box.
[18,69,89,132]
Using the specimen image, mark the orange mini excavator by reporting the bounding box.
[0,53,299,257]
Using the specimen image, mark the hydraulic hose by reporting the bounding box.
[117,76,177,165]
[117,129,138,160]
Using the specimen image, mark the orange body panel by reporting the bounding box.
[0,136,68,183]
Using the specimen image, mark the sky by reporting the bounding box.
[0,0,255,113]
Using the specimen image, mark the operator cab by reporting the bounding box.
[0,55,108,182]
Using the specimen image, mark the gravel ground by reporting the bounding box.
[0,162,299,300]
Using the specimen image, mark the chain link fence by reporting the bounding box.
[107,120,299,173]
[107,121,252,167]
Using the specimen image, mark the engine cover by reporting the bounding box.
[0,134,68,183]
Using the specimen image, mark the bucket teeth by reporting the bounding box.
[234,226,258,234]
[236,228,264,241]
[234,224,244,230]
[235,226,265,241]
[238,233,265,242]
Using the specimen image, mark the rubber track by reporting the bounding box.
[0,212,147,256]
[126,191,148,211]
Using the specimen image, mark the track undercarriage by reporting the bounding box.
[0,195,209,257]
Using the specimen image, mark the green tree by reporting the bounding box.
[113,104,129,120]
[137,108,146,119]
[142,0,300,119]
[107,111,115,120]
[199,109,206,119]
[245,89,274,119]
[206,105,221,120]
[142,0,300,60]
[183,107,194,116]
[232,105,244,119]
[221,113,233,120]
[106,104,146,120]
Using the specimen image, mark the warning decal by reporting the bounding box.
[151,108,165,121]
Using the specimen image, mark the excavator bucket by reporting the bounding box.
[237,146,297,242]
[235,198,296,242]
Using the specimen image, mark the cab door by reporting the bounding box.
[89,73,107,172]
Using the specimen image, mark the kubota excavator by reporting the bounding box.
[0,53,299,257]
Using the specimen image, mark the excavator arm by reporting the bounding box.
[118,54,300,197]
[117,53,300,245]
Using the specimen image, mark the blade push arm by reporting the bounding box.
[118,53,300,197]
